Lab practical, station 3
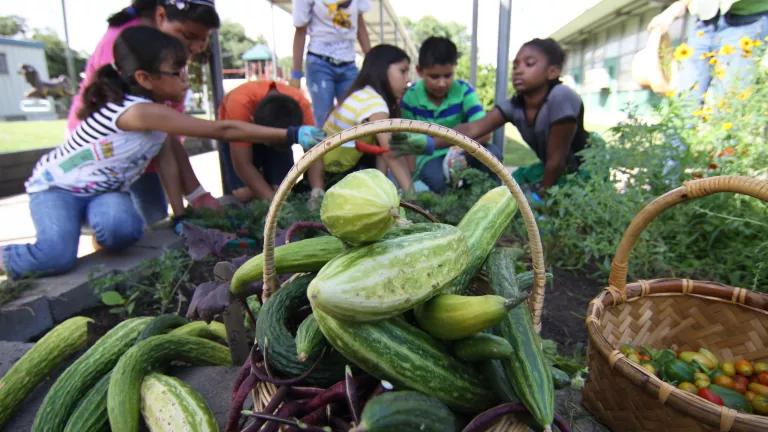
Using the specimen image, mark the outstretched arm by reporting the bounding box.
[452,108,506,147]
[154,138,185,216]
[119,104,291,147]
[540,121,577,190]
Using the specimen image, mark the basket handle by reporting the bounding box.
[260,118,548,329]
[608,175,768,294]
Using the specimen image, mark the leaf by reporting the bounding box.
[100,290,125,306]
[186,280,231,322]
[180,222,236,261]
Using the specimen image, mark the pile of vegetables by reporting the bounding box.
[226,170,567,432]
[621,345,768,415]
[0,314,231,432]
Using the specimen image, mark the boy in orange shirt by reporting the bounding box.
[219,80,325,202]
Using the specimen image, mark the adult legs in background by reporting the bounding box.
[1,189,84,278]
[129,171,168,226]
[86,192,144,250]
[335,62,359,101]
[676,18,716,110]
[306,55,359,126]
[709,15,768,101]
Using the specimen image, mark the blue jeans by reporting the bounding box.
[677,14,768,108]
[418,142,504,193]
[305,54,358,125]
[129,172,168,226]
[2,189,144,278]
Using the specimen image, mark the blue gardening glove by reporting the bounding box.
[286,125,326,150]
[391,132,435,156]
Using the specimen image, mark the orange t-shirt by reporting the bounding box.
[218,80,314,149]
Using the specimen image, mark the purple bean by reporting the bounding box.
[226,373,257,432]
[461,402,528,432]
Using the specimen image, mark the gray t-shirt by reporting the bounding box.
[496,83,587,171]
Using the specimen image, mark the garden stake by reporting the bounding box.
[399,200,440,223]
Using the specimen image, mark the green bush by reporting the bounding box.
[528,78,768,290]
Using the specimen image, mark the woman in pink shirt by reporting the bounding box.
[67,0,222,225]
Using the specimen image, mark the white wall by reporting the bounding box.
[0,39,56,120]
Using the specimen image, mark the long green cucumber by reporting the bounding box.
[230,235,346,297]
[312,307,496,413]
[255,274,345,386]
[32,317,153,432]
[414,294,524,340]
[107,335,231,432]
[295,313,326,362]
[170,321,228,345]
[64,314,189,432]
[352,390,457,432]
[442,186,518,294]
[488,247,553,428]
[0,316,92,428]
[453,333,514,362]
[308,224,469,321]
[140,373,218,432]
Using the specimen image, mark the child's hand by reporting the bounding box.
[391,132,435,156]
[287,126,326,150]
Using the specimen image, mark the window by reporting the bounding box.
[0,53,7,74]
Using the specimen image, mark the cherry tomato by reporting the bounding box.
[752,394,768,415]
[713,375,734,389]
[754,361,768,374]
[748,382,768,397]
[732,375,749,394]
[721,362,736,377]
[758,371,768,386]
[678,382,698,394]
[735,359,754,376]
[745,390,757,402]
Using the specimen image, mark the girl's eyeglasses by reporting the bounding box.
[156,65,189,79]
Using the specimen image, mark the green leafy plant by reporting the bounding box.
[91,249,196,317]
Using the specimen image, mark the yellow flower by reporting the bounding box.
[737,88,753,100]
[722,122,733,131]
[754,39,763,47]
[709,57,719,65]
[665,90,676,98]
[739,36,754,52]
[674,43,693,61]
[717,99,727,109]
[701,51,716,59]
[742,48,753,58]
[714,65,726,80]
[719,44,735,55]
[692,109,704,117]
[697,30,705,37]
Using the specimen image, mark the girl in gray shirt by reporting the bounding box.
[456,38,587,191]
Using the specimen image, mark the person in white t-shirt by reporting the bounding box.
[291,0,372,126]
[0,27,325,279]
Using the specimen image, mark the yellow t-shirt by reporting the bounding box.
[322,85,389,173]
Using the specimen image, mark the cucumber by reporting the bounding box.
[352,390,457,432]
[32,317,153,432]
[64,314,189,432]
[295,313,326,362]
[414,294,523,340]
[312,307,496,413]
[442,186,518,294]
[488,247,554,429]
[481,360,519,403]
[170,321,228,345]
[140,373,218,432]
[230,235,346,297]
[255,274,345,386]
[0,316,92,428]
[308,223,469,321]
[107,335,231,432]
[709,384,752,413]
[551,366,571,390]
[453,333,514,362]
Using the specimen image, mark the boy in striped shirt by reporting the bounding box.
[397,36,500,193]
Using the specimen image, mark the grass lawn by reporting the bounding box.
[503,125,537,167]
[0,119,66,153]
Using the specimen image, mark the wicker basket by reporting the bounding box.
[252,118,549,430]
[582,175,768,432]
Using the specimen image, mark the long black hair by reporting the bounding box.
[342,44,410,118]
[108,0,220,29]
[78,26,188,119]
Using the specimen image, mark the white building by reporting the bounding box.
[0,37,57,121]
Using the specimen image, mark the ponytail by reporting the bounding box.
[78,65,130,120]
[108,0,220,29]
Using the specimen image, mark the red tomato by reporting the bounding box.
[732,375,749,394]
[758,371,768,386]
[735,359,754,376]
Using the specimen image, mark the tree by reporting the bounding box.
[0,15,27,37]
[400,16,471,58]
[219,20,267,69]
[31,28,87,82]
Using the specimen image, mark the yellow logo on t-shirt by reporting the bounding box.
[100,140,114,158]
[326,0,352,29]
